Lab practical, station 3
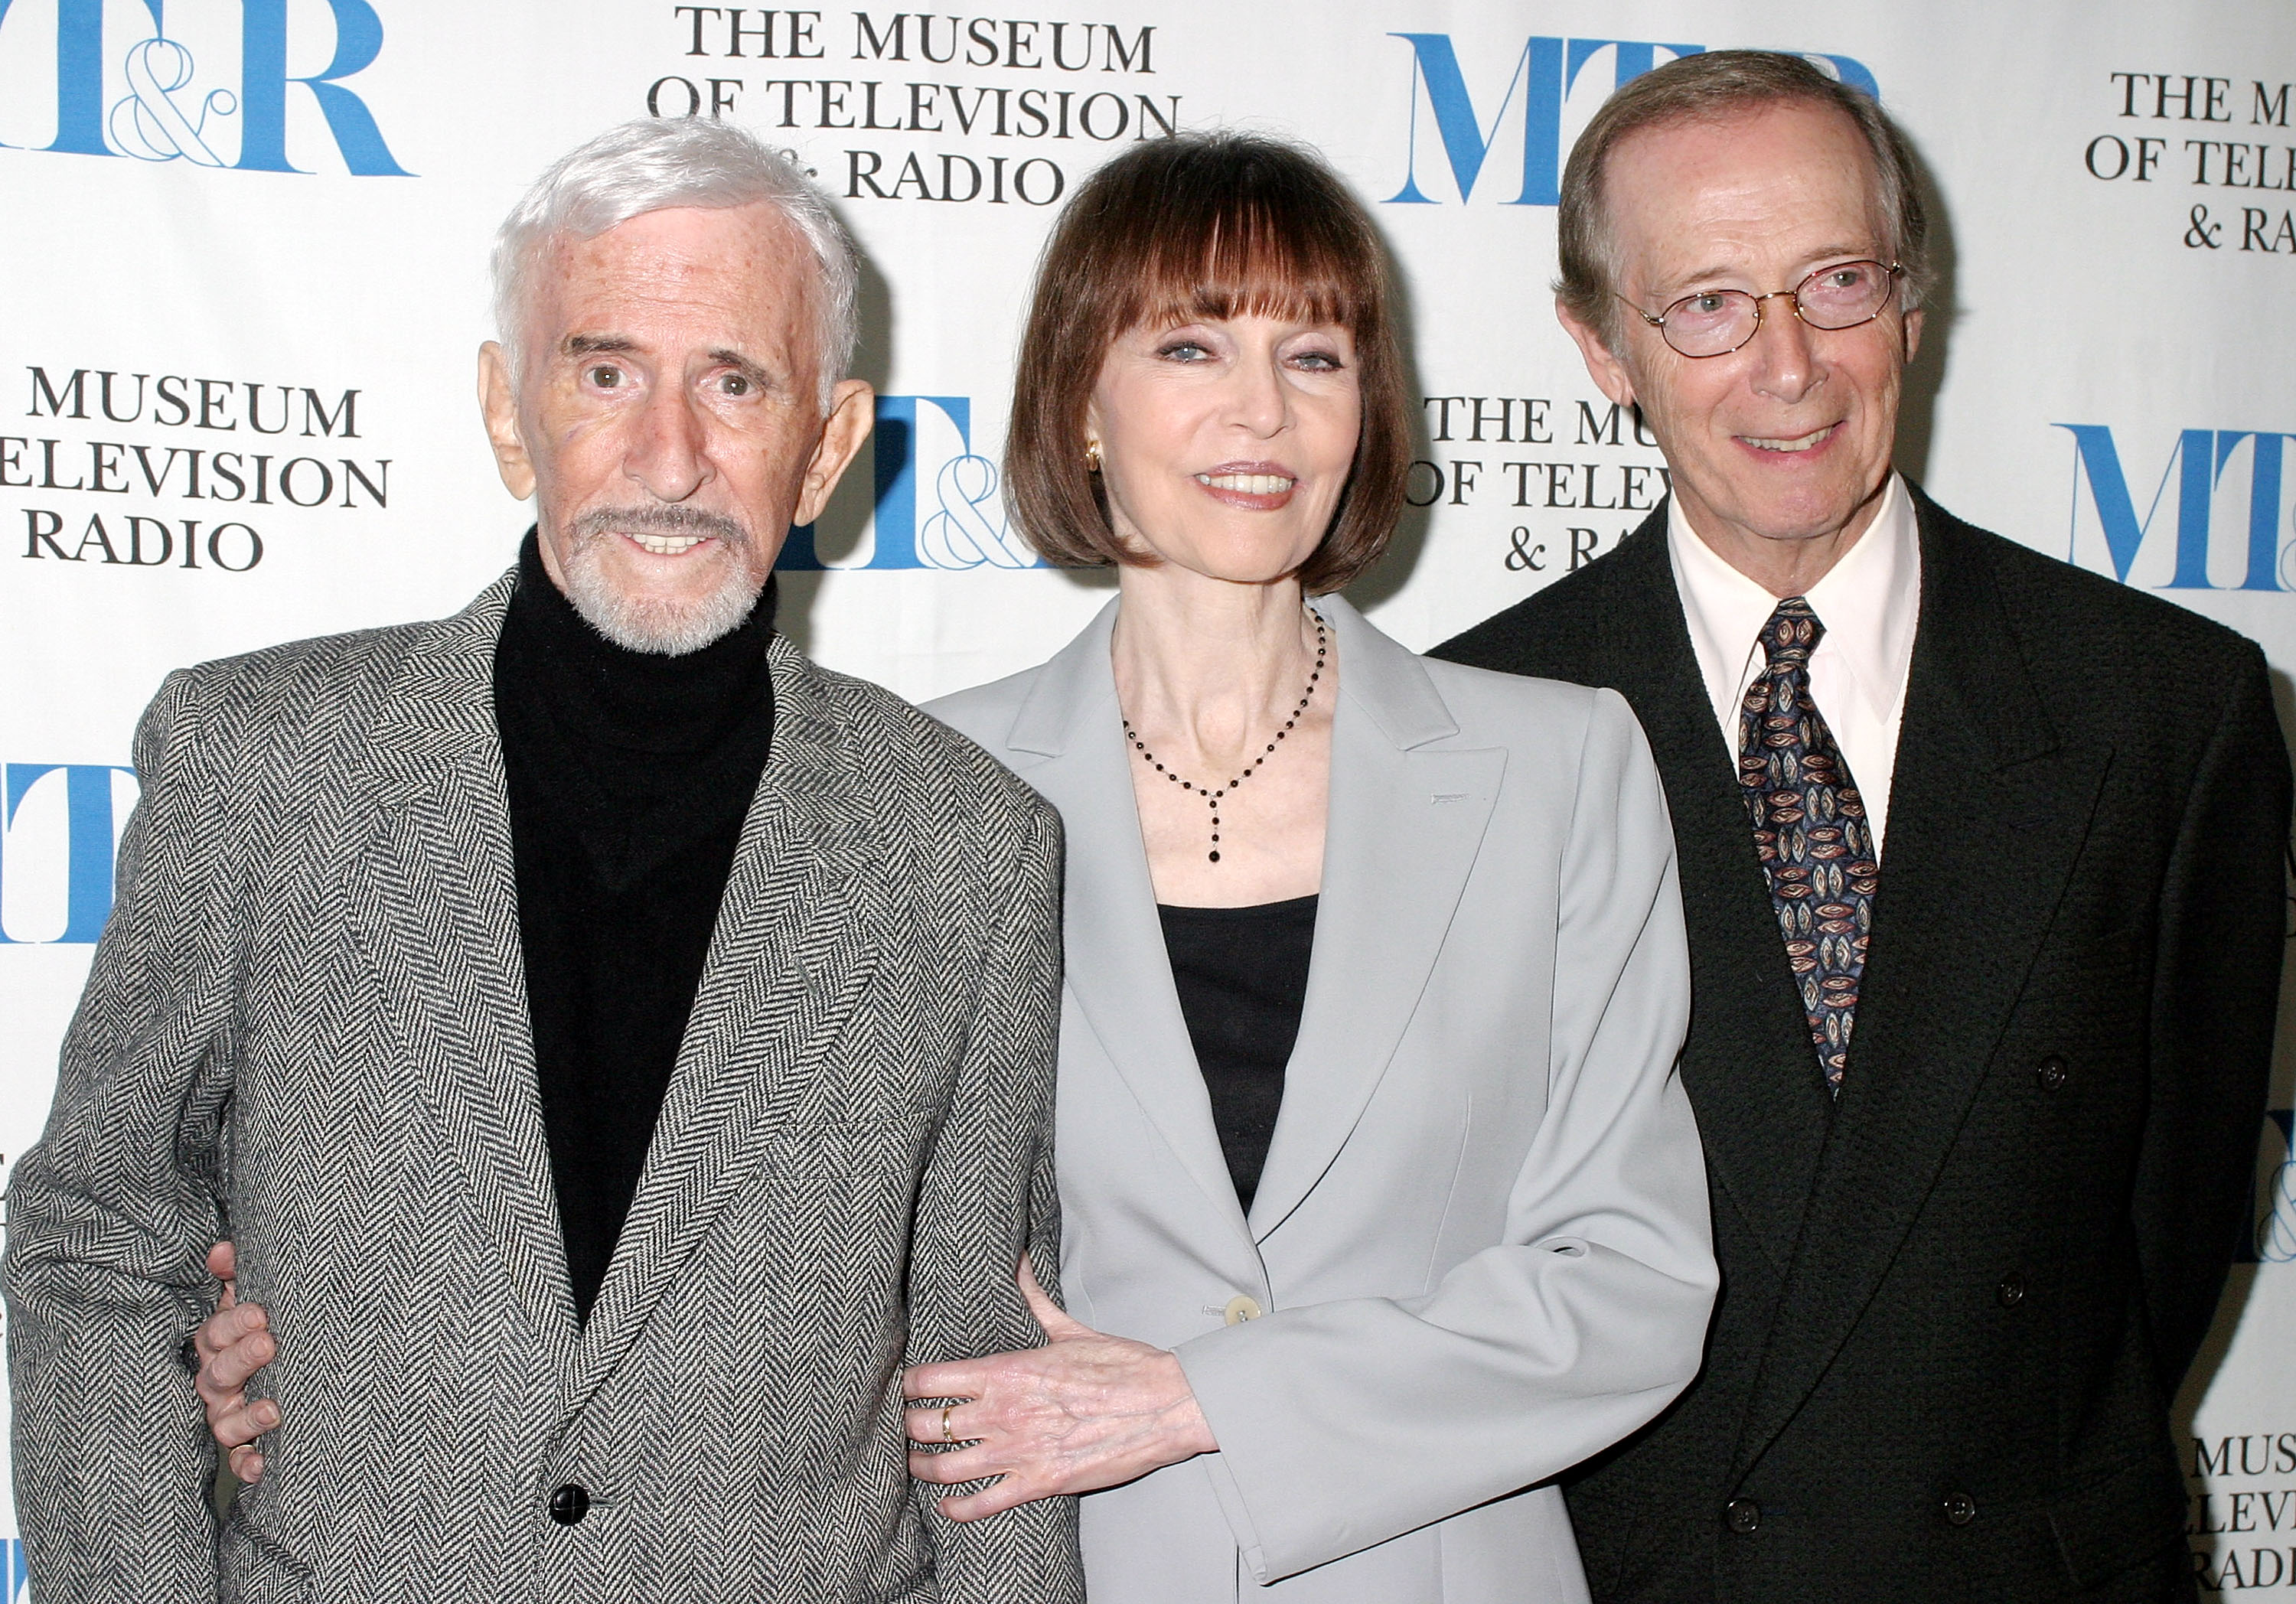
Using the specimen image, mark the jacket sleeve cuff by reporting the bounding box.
[1195,1450,1273,1584]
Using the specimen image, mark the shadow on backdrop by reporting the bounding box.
[1893,126,1958,488]
[1337,212,1433,619]
[774,242,897,659]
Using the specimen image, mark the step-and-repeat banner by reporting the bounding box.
[1,0,2291,1589]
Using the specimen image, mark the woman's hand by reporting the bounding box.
[192,1240,281,1483]
[902,1260,1218,1520]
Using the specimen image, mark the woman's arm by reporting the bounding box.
[903,1260,1215,1518]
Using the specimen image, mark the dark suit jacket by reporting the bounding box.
[1433,487,2288,1604]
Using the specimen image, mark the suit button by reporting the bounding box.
[1942,1493,1977,1526]
[1222,1295,1263,1325]
[2034,1055,2069,1092]
[1725,1498,1761,1534]
[1997,1273,2027,1309]
[548,1483,590,1526]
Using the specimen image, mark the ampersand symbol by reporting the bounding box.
[2186,205,2223,249]
[2258,1139,2296,1263]
[1503,527,1544,572]
[920,455,1038,570]
[108,36,236,167]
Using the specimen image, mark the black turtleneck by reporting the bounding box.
[493,533,776,1323]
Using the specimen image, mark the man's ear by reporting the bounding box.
[1901,306,1924,365]
[478,342,536,501]
[1556,296,1639,411]
[793,379,876,528]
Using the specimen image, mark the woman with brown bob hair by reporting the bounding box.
[916,132,1717,1602]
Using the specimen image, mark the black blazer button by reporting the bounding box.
[1997,1273,2027,1309]
[548,1483,590,1526]
[1725,1498,1762,1534]
[2035,1055,2069,1092]
[1942,1493,1977,1526]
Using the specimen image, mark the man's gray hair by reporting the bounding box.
[492,117,859,408]
[1556,51,1933,350]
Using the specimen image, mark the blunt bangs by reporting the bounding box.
[1110,196,1376,347]
[1006,132,1411,593]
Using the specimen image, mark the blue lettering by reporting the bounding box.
[2059,423,2213,588]
[1386,35,1874,206]
[782,395,964,570]
[0,764,135,945]
[235,0,409,175]
[2058,425,2292,590]
[0,0,166,156]
[2222,432,2292,592]
[1565,39,1704,100]
[1386,34,1565,206]
[781,396,1037,571]
[1806,53,1880,99]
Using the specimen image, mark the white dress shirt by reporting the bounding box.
[1667,473,1923,859]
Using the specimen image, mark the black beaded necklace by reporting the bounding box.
[1121,608,1328,865]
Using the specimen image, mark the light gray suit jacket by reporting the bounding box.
[929,595,1717,1603]
[5,569,1084,1604]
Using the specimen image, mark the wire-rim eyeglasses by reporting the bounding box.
[1618,260,1905,359]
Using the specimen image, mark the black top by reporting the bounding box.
[1157,895,1318,1211]
[494,533,777,1322]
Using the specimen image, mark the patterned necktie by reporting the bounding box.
[1737,598,1878,1091]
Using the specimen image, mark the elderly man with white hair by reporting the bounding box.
[5,118,1082,1602]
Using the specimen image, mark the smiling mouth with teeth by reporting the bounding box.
[628,532,709,556]
[1196,472,1296,494]
[1742,425,1838,454]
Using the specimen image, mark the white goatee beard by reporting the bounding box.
[556,505,766,656]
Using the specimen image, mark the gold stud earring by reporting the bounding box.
[1084,438,1103,474]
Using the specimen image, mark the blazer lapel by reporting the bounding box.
[351,570,580,1371]
[1000,602,1244,1229]
[563,637,887,1414]
[1248,597,1502,1240]
[1595,515,1835,1276]
[1730,490,2112,1476]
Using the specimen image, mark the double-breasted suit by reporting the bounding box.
[931,595,1719,1603]
[1436,488,2290,1602]
[6,570,1083,1603]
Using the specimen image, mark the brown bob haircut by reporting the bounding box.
[1556,51,1933,349]
[1004,131,1411,594]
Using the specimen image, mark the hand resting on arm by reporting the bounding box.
[197,1246,1214,1515]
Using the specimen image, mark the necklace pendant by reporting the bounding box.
[1123,605,1327,872]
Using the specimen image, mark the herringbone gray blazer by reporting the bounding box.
[929,596,1717,1603]
[5,568,1084,1604]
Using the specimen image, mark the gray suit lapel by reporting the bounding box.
[351,569,580,1371]
[1249,598,1502,1239]
[1003,603,1244,1227]
[1730,491,2112,1477]
[564,637,886,1417]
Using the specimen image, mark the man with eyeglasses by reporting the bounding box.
[1439,50,2287,1604]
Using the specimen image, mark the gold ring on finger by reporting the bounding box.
[941,1404,957,1446]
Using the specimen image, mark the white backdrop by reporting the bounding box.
[1,1,2291,1590]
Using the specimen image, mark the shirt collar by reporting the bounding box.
[1666,473,1923,731]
